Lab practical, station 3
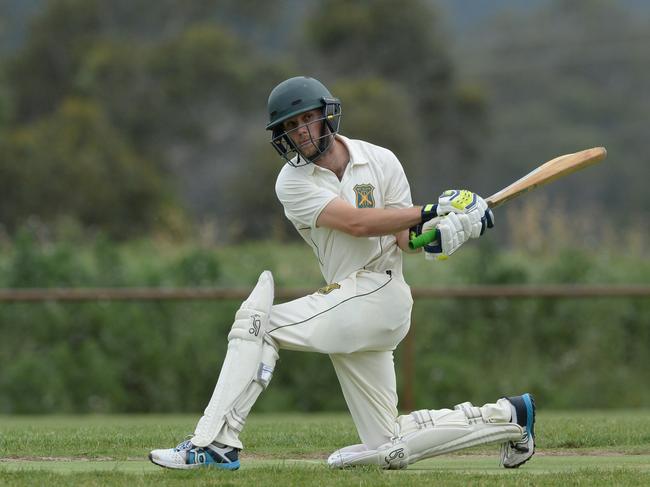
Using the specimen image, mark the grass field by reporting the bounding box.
[1,410,649,486]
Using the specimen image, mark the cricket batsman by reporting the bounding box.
[149,76,536,470]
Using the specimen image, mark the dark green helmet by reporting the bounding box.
[266,76,342,166]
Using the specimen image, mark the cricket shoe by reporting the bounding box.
[149,438,240,470]
[500,393,536,468]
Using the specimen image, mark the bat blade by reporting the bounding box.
[408,146,608,250]
[486,147,607,208]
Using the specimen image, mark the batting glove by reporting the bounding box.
[408,203,439,243]
[437,189,494,238]
[422,212,472,261]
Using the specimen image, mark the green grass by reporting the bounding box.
[1,411,650,485]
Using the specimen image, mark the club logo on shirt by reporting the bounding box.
[318,283,341,294]
[353,183,375,208]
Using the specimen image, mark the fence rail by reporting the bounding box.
[2,284,648,411]
[1,284,649,302]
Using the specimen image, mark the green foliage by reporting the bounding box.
[0,0,489,239]
[0,0,647,242]
[171,248,221,286]
[306,0,487,196]
[6,228,91,287]
[307,0,450,88]
[405,243,650,410]
[332,78,419,172]
[6,0,103,122]
[0,99,177,237]
[0,237,648,414]
[0,73,10,133]
[457,0,650,219]
[1,1,289,239]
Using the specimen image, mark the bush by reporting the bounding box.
[0,232,648,413]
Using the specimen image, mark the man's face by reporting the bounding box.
[282,108,325,158]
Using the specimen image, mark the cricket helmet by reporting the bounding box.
[266,76,342,166]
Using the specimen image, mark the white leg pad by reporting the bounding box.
[191,271,276,448]
[328,407,523,469]
[328,442,409,470]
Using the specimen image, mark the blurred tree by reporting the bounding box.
[456,0,650,220]
[304,0,488,200]
[6,0,103,123]
[2,0,292,240]
[332,77,420,174]
[144,25,290,229]
[150,24,265,120]
[0,71,10,134]
[0,98,177,237]
[1,0,647,242]
[75,41,163,153]
[306,0,453,121]
[227,137,296,241]
[0,0,47,56]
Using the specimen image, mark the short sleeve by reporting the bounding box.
[275,168,338,228]
[383,151,413,209]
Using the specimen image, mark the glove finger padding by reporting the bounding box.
[423,213,471,261]
[466,207,486,239]
[437,190,492,239]
[437,190,485,215]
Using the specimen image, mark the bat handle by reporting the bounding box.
[408,228,440,250]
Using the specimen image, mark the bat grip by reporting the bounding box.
[408,228,440,250]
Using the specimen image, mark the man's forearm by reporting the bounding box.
[316,198,424,237]
[352,206,422,237]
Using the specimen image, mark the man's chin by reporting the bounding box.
[298,145,319,159]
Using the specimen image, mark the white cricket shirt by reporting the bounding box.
[275,135,413,284]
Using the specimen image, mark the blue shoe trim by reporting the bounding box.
[187,446,240,470]
[521,393,535,438]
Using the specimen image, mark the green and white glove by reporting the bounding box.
[421,212,472,261]
[408,203,439,244]
[437,189,494,238]
[408,190,495,253]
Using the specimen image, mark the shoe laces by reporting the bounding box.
[174,435,194,452]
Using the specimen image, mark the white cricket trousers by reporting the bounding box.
[265,269,412,449]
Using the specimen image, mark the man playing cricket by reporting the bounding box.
[149,76,536,470]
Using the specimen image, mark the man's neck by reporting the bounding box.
[315,136,349,181]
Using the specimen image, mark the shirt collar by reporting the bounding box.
[309,134,368,175]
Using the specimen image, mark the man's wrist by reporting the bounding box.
[421,203,438,223]
[409,203,438,242]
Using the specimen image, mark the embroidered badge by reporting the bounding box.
[353,183,375,208]
[318,283,341,295]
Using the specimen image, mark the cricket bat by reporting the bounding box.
[409,147,608,249]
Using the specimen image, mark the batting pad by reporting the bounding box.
[328,408,523,469]
[192,271,276,448]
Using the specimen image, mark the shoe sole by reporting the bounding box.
[148,453,240,471]
[504,393,536,469]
